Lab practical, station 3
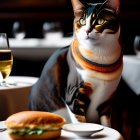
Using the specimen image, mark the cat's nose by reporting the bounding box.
[85,29,91,34]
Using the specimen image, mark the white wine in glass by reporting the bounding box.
[0,33,13,86]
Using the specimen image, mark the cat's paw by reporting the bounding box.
[75,114,86,122]
[100,115,111,127]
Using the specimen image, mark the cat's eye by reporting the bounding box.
[79,12,86,26]
[97,18,105,25]
[79,18,86,26]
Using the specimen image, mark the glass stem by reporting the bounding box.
[0,79,7,87]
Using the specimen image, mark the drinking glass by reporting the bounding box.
[42,22,63,39]
[0,33,13,86]
[134,36,140,57]
[12,21,26,40]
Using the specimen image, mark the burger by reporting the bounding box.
[5,111,65,140]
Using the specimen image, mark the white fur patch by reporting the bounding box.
[77,68,121,123]
[76,25,121,64]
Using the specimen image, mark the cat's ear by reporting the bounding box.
[107,0,120,14]
[71,0,85,17]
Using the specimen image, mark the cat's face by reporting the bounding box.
[72,0,121,53]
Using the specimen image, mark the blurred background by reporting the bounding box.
[0,1,140,140]
[0,0,73,38]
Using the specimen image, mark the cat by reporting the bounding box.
[29,0,123,127]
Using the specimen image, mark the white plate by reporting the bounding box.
[62,123,104,137]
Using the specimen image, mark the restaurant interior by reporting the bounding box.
[0,0,140,140]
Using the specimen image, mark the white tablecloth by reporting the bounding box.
[9,37,72,60]
[122,55,140,95]
[0,121,124,140]
[0,76,38,120]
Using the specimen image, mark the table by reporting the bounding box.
[122,55,140,95]
[0,121,124,140]
[9,37,72,60]
[0,76,38,121]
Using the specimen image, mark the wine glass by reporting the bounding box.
[12,21,26,40]
[0,33,13,86]
[42,22,63,39]
[134,36,140,57]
